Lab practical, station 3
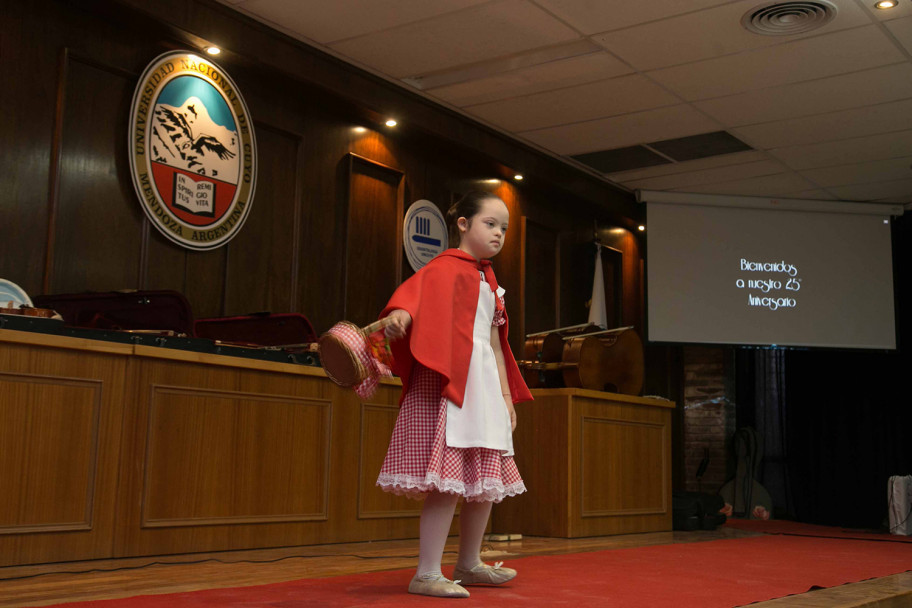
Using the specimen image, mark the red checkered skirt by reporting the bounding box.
[376,363,526,503]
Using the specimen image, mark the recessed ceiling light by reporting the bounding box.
[638,225,646,232]
[205,46,221,55]
[514,174,524,181]
[874,0,898,8]
[385,119,397,127]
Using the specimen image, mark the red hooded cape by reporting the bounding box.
[381,249,532,407]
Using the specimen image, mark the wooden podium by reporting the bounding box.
[492,388,674,537]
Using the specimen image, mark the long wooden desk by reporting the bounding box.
[0,330,674,566]
[0,328,420,567]
[492,388,675,537]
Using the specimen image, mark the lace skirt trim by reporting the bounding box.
[377,472,526,503]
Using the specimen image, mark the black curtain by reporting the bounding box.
[735,349,794,520]
[736,213,912,529]
[783,348,911,528]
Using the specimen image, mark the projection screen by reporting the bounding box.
[640,190,901,350]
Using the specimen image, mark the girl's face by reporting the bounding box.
[457,197,509,260]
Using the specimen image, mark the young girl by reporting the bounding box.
[377,191,533,598]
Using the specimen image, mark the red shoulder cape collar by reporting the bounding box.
[381,249,531,406]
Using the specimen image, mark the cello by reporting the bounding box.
[561,326,644,395]
[719,427,773,519]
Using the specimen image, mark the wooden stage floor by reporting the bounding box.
[2,527,910,607]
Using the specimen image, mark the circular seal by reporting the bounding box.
[128,51,257,250]
[403,200,448,272]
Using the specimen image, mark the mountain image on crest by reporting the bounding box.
[151,96,240,183]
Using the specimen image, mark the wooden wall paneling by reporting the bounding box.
[43,47,69,295]
[350,132,401,175]
[599,228,643,335]
[222,122,300,316]
[601,245,624,328]
[489,183,523,354]
[621,232,643,333]
[523,218,559,335]
[296,116,352,334]
[357,128,445,285]
[519,216,527,348]
[0,2,60,295]
[108,0,639,228]
[50,54,146,295]
[0,339,129,566]
[560,231,598,328]
[344,154,404,327]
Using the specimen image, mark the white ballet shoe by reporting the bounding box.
[408,572,470,598]
[452,561,517,585]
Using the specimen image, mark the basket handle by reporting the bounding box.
[361,316,396,336]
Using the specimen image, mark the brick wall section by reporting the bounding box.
[682,346,735,493]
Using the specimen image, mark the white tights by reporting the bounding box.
[416,491,494,576]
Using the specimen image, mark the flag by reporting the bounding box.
[588,244,608,329]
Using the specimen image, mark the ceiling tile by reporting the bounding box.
[519,104,720,154]
[607,150,769,182]
[770,130,912,170]
[826,178,912,201]
[648,131,751,161]
[571,146,671,173]
[800,156,912,188]
[533,0,732,35]
[428,51,632,107]
[592,0,869,71]
[674,172,817,196]
[732,97,912,149]
[232,0,487,44]
[328,0,580,78]
[621,160,787,190]
[885,15,912,54]
[648,25,904,100]
[695,63,912,127]
[464,74,681,132]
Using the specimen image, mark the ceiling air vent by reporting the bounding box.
[742,1,837,36]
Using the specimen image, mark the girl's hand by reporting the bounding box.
[505,398,517,432]
[384,309,412,340]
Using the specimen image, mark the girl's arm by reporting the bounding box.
[490,325,517,431]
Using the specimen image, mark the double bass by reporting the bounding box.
[561,327,644,395]
[520,324,644,395]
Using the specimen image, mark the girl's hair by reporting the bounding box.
[446,191,501,245]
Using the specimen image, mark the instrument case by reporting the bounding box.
[672,491,727,531]
[194,312,317,347]
[32,290,194,335]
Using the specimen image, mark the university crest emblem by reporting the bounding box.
[129,51,257,250]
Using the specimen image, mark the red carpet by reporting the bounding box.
[35,535,912,608]
[724,518,912,542]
